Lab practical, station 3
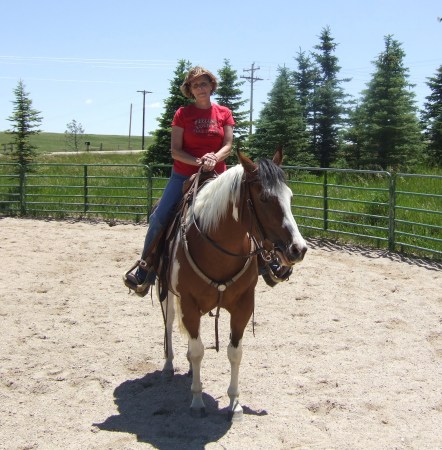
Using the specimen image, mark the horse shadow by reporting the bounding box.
[94,370,267,449]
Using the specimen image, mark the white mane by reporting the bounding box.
[189,164,244,233]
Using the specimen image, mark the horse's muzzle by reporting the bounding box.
[277,242,308,266]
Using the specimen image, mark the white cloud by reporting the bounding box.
[148,102,162,109]
[85,99,93,105]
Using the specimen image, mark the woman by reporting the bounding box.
[123,66,235,296]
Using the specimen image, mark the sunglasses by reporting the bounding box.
[190,81,211,90]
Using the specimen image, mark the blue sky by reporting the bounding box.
[1,0,441,137]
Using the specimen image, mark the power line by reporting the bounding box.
[241,62,263,135]
[137,90,152,150]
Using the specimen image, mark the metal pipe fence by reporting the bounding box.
[284,166,441,258]
[0,162,440,259]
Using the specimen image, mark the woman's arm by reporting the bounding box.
[214,125,234,162]
[170,124,234,170]
[170,126,200,166]
[197,125,234,170]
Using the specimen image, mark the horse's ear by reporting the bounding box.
[237,148,258,174]
[272,147,283,166]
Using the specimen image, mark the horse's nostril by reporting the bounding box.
[300,245,308,258]
[290,243,307,261]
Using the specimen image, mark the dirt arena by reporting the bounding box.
[0,217,441,450]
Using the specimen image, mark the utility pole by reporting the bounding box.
[137,90,152,150]
[241,62,263,135]
[128,103,132,150]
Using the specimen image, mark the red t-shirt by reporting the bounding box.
[171,103,235,176]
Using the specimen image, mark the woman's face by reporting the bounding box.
[190,75,212,99]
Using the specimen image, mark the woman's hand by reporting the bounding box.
[196,152,218,171]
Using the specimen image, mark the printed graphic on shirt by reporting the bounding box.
[193,118,221,135]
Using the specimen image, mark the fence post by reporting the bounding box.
[388,172,396,251]
[83,165,89,214]
[323,170,328,231]
[19,164,26,215]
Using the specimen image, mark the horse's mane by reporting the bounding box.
[192,157,288,233]
[256,158,287,198]
[192,164,244,233]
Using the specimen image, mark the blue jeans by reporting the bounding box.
[137,170,189,283]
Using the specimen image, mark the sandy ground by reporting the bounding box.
[0,217,441,450]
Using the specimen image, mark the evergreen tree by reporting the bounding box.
[341,104,366,169]
[6,80,42,169]
[293,49,320,165]
[142,60,192,169]
[251,66,310,165]
[293,49,317,124]
[215,59,249,143]
[311,27,350,167]
[350,35,423,170]
[421,65,442,166]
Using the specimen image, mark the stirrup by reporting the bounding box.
[122,260,153,297]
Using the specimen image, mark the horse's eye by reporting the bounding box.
[259,193,268,203]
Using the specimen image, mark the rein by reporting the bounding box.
[190,169,259,258]
[181,231,254,351]
[190,171,272,259]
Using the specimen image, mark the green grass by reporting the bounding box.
[0,139,163,222]
[286,168,442,258]
[39,152,146,165]
[0,133,440,259]
[394,173,442,254]
[0,131,152,153]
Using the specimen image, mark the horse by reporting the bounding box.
[158,148,307,421]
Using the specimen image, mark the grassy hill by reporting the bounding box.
[0,131,152,153]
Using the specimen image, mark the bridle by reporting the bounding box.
[187,168,278,261]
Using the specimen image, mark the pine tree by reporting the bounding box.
[293,49,320,165]
[310,27,350,167]
[251,66,309,165]
[6,80,42,169]
[342,104,366,169]
[351,35,423,170]
[421,65,442,166]
[215,59,249,143]
[142,60,192,169]
[293,49,317,124]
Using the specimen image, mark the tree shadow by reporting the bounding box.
[94,370,267,449]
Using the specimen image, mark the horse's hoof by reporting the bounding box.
[190,407,206,418]
[228,409,243,422]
